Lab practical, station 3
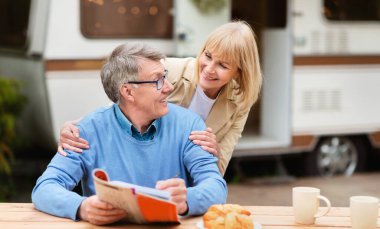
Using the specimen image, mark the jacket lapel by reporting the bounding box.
[169,80,196,108]
[166,58,197,107]
[180,81,196,108]
[205,82,238,134]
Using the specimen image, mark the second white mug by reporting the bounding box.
[292,187,331,225]
[350,196,379,229]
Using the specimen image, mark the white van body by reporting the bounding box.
[235,0,380,176]
[0,0,230,150]
[288,0,380,176]
[43,0,231,140]
[291,0,380,139]
[293,0,380,55]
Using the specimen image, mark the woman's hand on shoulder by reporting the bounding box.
[189,127,220,158]
[57,119,89,156]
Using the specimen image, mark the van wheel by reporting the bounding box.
[305,136,367,177]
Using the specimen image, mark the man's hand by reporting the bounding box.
[155,178,188,215]
[189,127,220,158]
[57,119,89,156]
[78,195,126,225]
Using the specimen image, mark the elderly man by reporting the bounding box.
[32,43,227,225]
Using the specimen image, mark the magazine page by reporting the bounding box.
[111,181,171,200]
[93,170,145,223]
[92,168,179,223]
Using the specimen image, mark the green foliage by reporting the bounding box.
[0,77,27,176]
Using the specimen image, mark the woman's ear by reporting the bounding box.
[234,69,242,80]
[120,84,135,102]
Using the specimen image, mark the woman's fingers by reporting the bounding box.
[59,121,89,153]
[61,130,89,146]
[62,142,84,153]
[69,124,81,138]
[64,138,89,149]
[205,127,214,133]
[57,145,67,156]
[192,139,214,147]
[60,127,78,142]
[201,145,219,157]
[189,127,220,158]
[191,135,217,148]
[190,129,216,140]
[189,133,216,143]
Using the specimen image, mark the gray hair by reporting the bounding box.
[101,43,166,102]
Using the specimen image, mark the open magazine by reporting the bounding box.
[92,168,179,224]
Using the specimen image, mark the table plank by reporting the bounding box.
[0,222,94,229]
[252,215,352,227]
[0,222,197,229]
[0,203,35,212]
[262,227,352,229]
[246,206,351,217]
[1,204,380,228]
[0,211,72,222]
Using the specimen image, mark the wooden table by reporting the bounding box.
[0,203,379,228]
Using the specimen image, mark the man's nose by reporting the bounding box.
[162,78,174,93]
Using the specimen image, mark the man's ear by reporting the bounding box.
[120,84,135,102]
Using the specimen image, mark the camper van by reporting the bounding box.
[0,0,379,176]
[289,0,380,176]
[0,0,231,151]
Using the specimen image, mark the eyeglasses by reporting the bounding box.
[126,70,168,90]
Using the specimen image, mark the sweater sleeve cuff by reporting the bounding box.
[71,196,87,221]
[186,188,207,216]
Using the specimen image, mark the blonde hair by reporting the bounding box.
[195,21,262,110]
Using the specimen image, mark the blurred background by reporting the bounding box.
[0,0,380,204]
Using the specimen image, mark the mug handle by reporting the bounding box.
[314,195,331,218]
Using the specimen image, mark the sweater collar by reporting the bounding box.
[114,103,160,138]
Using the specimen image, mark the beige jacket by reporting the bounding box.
[165,57,251,174]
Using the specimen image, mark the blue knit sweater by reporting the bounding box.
[32,103,227,220]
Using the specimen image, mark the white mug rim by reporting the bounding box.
[350,196,379,203]
[293,187,320,193]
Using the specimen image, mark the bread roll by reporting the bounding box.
[203,204,254,229]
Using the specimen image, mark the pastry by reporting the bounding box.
[203,204,253,229]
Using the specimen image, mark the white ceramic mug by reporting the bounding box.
[292,187,331,225]
[350,196,379,229]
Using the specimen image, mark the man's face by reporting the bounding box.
[132,58,174,121]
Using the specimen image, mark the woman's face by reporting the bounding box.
[198,49,239,99]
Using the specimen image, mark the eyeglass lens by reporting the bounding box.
[157,77,165,90]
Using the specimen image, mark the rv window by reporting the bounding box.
[266,0,287,28]
[80,0,173,38]
[0,0,31,50]
[324,0,380,21]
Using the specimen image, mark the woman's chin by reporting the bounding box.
[200,77,215,88]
